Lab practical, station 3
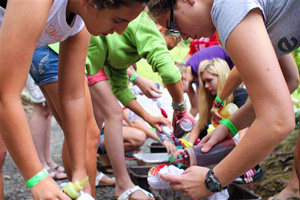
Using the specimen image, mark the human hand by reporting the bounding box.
[172,110,195,137]
[211,102,223,126]
[147,115,170,132]
[160,166,212,199]
[199,124,231,153]
[31,176,71,200]
[162,140,177,154]
[135,76,162,99]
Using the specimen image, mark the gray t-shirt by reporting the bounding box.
[211,0,300,58]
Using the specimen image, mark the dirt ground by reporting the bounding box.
[2,100,298,199]
[243,128,298,199]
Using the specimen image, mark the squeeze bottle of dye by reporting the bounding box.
[173,116,196,138]
[182,138,235,167]
[212,103,238,127]
[62,176,89,199]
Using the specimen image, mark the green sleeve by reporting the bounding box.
[131,13,182,85]
[104,66,136,106]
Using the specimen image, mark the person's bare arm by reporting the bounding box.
[187,85,198,117]
[163,9,295,199]
[127,99,170,132]
[211,66,243,123]
[58,27,90,184]
[0,1,69,199]
[214,9,294,187]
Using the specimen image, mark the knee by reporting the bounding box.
[106,106,123,123]
[131,130,146,149]
[86,126,101,151]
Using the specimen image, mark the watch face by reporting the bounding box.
[205,170,222,193]
[207,181,215,189]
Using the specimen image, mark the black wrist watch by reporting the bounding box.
[205,169,222,193]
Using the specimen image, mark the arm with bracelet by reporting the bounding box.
[211,67,243,124]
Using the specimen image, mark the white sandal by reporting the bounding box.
[117,185,154,200]
[95,172,115,187]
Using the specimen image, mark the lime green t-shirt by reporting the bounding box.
[86,12,181,106]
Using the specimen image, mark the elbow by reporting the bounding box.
[106,105,123,123]
[268,111,295,140]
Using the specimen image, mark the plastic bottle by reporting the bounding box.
[62,176,89,199]
[173,116,195,138]
[212,103,238,127]
[182,138,236,167]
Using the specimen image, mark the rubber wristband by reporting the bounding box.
[26,169,49,188]
[130,72,138,82]
[215,94,225,106]
[220,118,238,136]
[133,75,139,85]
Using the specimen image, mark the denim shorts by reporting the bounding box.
[30,46,59,86]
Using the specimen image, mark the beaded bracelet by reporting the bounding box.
[26,169,49,188]
[215,94,225,107]
[172,100,187,112]
[220,118,238,136]
[129,72,138,83]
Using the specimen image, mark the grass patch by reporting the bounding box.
[136,42,189,85]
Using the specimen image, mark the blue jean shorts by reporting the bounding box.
[30,46,59,86]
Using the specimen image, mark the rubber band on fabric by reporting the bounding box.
[26,169,49,188]
[130,72,138,82]
[220,118,238,136]
[215,94,225,106]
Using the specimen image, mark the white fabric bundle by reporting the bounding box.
[147,165,184,189]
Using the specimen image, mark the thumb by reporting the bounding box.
[201,139,217,153]
[160,173,181,183]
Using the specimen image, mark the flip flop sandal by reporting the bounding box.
[47,168,67,181]
[97,155,113,174]
[95,172,115,187]
[53,164,65,173]
[116,185,154,200]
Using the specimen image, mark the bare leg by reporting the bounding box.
[30,103,51,168]
[89,80,153,199]
[100,126,146,152]
[294,130,300,196]
[41,81,99,196]
[0,136,7,199]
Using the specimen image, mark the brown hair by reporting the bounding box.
[147,0,175,19]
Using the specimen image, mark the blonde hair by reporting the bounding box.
[197,58,233,132]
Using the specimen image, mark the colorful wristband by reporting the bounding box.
[220,118,238,136]
[215,94,225,106]
[26,169,49,188]
[172,100,187,112]
[130,72,138,82]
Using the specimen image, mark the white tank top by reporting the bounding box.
[0,0,85,47]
